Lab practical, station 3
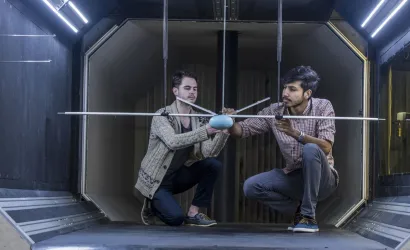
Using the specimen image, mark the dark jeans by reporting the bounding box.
[243,143,338,218]
[151,158,222,226]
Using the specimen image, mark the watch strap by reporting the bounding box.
[297,131,305,142]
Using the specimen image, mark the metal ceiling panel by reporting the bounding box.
[238,0,335,22]
[9,0,410,63]
[119,0,214,20]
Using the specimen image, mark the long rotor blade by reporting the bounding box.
[59,112,385,121]
[176,97,217,115]
[236,97,271,114]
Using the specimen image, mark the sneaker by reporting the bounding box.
[287,212,302,231]
[293,216,319,232]
[184,213,217,227]
[141,198,154,225]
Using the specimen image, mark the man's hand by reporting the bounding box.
[220,108,236,134]
[222,108,236,115]
[275,119,298,137]
[206,124,221,135]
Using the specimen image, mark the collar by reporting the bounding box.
[168,100,197,131]
[169,100,193,114]
[283,98,313,116]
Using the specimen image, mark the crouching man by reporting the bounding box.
[135,70,229,227]
[225,66,339,232]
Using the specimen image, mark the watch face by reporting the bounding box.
[298,132,304,142]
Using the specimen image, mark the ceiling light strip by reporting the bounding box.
[361,0,386,28]
[371,0,408,38]
[41,0,78,33]
[68,1,89,24]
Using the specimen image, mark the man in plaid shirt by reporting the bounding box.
[226,66,339,233]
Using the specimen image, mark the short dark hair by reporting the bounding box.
[172,70,198,88]
[281,66,320,96]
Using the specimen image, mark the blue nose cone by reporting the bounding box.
[209,115,234,129]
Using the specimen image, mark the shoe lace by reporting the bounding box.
[299,217,317,224]
[197,213,212,220]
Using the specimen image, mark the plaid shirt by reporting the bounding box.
[238,98,339,184]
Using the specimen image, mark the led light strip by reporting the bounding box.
[68,1,89,24]
[371,0,408,38]
[42,0,78,33]
[361,0,386,28]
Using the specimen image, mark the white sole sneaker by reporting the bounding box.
[293,227,319,233]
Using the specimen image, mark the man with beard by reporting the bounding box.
[224,65,339,233]
[136,70,229,227]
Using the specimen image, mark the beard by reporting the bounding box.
[284,97,304,108]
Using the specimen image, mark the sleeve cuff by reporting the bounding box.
[198,125,209,140]
[319,132,334,144]
[238,121,249,138]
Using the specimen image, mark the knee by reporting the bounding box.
[302,143,321,158]
[164,212,185,226]
[243,178,259,199]
[205,158,223,174]
[302,143,323,172]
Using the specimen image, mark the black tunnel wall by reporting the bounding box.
[0,1,74,191]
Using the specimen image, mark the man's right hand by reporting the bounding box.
[221,107,244,138]
[206,124,221,135]
[206,108,237,136]
[220,108,236,134]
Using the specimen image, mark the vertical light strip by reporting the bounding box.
[41,0,78,33]
[371,0,408,38]
[362,60,370,201]
[361,0,386,28]
[68,1,89,24]
[387,65,392,175]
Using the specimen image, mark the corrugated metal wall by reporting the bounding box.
[0,1,73,191]
[234,70,288,223]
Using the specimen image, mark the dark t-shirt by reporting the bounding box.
[161,122,193,185]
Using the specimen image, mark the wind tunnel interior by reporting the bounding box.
[83,20,365,225]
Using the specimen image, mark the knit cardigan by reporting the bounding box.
[135,100,230,199]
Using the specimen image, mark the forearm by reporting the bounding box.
[291,130,332,155]
[163,127,209,150]
[153,117,210,150]
[201,132,230,158]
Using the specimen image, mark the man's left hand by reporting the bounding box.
[275,119,298,137]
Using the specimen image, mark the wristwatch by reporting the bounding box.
[297,131,305,143]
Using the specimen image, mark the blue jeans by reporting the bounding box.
[243,143,338,218]
[150,158,222,226]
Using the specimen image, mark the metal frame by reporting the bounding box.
[326,22,371,228]
[78,19,372,225]
[79,23,121,202]
[0,207,34,245]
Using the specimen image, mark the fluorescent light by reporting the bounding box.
[42,0,78,33]
[361,0,385,28]
[371,0,408,38]
[68,1,89,24]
